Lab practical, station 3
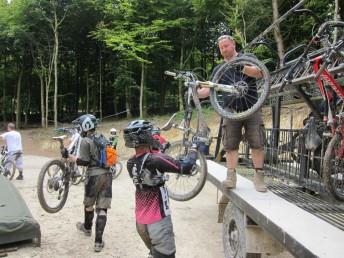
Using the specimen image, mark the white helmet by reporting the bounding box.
[110,128,117,135]
[72,114,97,133]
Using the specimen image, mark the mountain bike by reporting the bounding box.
[274,20,344,200]
[0,146,16,180]
[37,127,83,213]
[110,161,123,180]
[162,62,269,201]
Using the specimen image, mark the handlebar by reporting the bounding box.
[316,21,344,40]
[164,71,177,77]
[54,127,77,133]
[165,70,239,94]
[165,70,197,81]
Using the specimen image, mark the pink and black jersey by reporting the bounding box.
[127,151,186,225]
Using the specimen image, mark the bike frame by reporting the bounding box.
[163,72,211,153]
[312,55,344,129]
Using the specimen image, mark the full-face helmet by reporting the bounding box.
[123,120,154,148]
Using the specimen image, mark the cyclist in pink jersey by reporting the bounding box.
[124,120,197,258]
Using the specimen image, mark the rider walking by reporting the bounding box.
[65,114,112,252]
[124,120,197,258]
[0,123,24,180]
[109,128,119,149]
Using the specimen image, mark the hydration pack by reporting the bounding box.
[92,134,118,168]
[131,153,168,188]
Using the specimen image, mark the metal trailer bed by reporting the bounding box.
[206,160,344,258]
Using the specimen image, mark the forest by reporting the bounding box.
[0,0,342,128]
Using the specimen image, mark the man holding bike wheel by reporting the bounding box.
[124,119,197,258]
[64,114,112,252]
[198,35,267,192]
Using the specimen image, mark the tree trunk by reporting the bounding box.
[179,37,184,112]
[99,50,102,119]
[53,10,59,128]
[86,66,89,113]
[139,62,145,118]
[334,0,341,42]
[272,0,285,67]
[25,87,31,127]
[335,0,341,21]
[15,68,24,129]
[2,56,7,123]
[40,72,45,128]
[125,63,132,118]
[45,71,50,128]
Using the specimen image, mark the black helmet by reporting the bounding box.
[123,120,154,148]
[72,114,97,133]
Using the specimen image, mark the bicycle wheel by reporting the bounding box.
[37,159,70,213]
[71,166,86,185]
[323,133,344,201]
[164,141,207,201]
[111,161,123,180]
[210,56,270,121]
[3,160,16,180]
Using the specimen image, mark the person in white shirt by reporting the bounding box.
[0,123,24,180]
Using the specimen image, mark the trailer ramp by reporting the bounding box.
[207,160,344,258]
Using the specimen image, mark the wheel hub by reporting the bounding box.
[234,81,249,96]
[228,219,239,256]
[53,179,61,191]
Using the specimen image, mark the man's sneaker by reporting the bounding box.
[76,222,91,236]
[16,174,23,180]
[3,171,10,177]
[94,241,105,252]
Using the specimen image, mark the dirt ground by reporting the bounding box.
[3,103,310,257]
[7,154,224,258]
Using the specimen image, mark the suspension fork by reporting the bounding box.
[191,86,208,135]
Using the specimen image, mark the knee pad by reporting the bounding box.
[96,208,107,216]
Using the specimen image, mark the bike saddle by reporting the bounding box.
[161,113,177,131]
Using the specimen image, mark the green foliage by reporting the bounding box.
[0,0,341,123]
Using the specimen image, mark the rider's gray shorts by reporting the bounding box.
[6,151,23,170]
[84,173,112,209]
[137,215,176,255]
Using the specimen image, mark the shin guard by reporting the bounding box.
[95,215,107,243]
[84,208,94,230]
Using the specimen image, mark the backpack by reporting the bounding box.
[92,134,118,168]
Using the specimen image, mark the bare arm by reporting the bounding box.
[243,65,263,79]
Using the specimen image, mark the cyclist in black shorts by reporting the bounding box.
[124,119,197,258]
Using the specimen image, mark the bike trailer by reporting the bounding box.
[0,175,41,246]
[207,160,344,258]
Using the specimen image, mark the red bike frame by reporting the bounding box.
[312,56,344,160]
